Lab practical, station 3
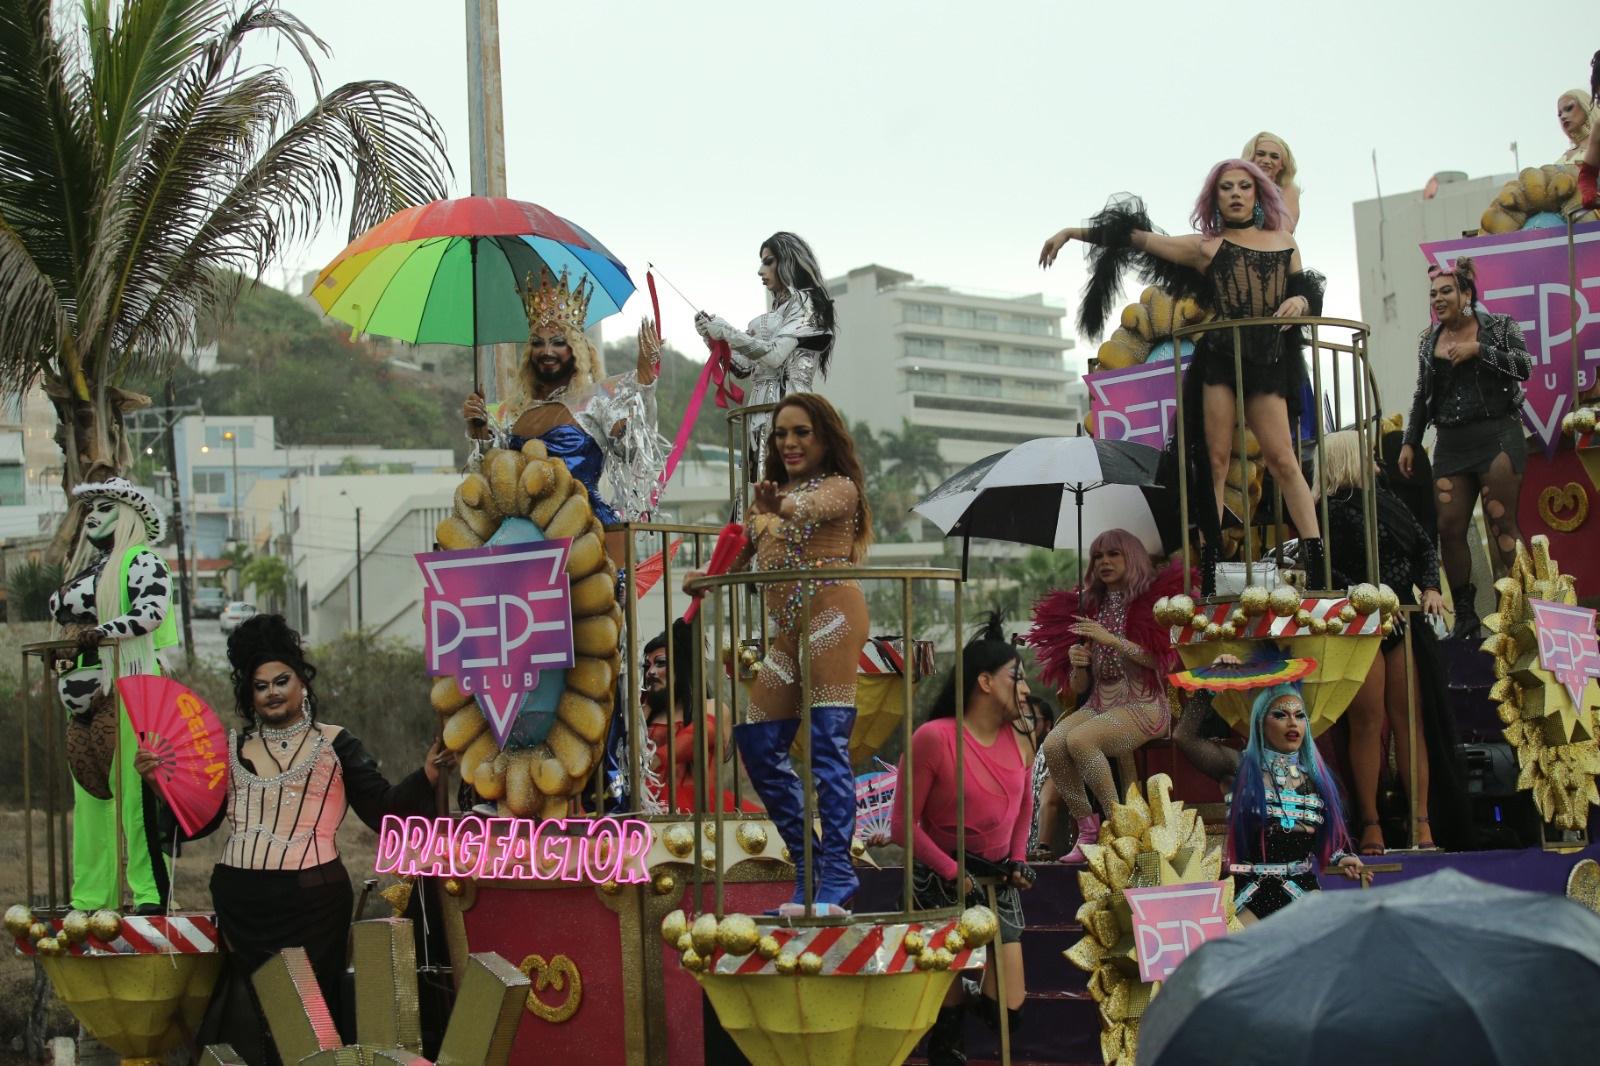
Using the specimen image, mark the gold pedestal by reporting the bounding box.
[40,954,223,1061]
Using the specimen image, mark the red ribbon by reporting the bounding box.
[648,270,745,507]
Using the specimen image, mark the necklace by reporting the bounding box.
[1266,749,1303,789]
[259,716,311,753]
[1222,217,1255,230]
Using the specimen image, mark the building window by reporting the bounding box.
[193,470,227,494]
[903,303,942,325]
[945,308,976,329]
[903,370,946,392]
[974,312,998,331]
[905,336,945,357]
[957,375,1002,398]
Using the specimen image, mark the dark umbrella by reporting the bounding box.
[1137,868,1600,1066]
[912,436,1165,582]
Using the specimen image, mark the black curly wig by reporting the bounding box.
[226,613,320,727]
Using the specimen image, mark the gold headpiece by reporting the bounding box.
[521,268,593,337]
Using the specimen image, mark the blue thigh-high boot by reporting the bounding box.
[733,718,813,909]
[809,705,860,912]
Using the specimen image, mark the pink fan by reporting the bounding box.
[116,676,228,836]
[854,763,900,845]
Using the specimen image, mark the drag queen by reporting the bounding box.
[1241,131,1301,230]
[463,268,670,537]
[695,232,837,465]
[1028,531,1188,863]
[1227,684,1361,921]
[1557,87,1597,165]
[138,615,448,1063]
[1039,159,1327,593]
[1399,258,1531,639]
[683,393,870,915]
[51,477,178,912]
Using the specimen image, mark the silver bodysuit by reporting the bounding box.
[714,289,832,467]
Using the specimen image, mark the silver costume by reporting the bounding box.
[700,289,833,468]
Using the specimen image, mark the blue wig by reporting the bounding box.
[1225,683,1350,866]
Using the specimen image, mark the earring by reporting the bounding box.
[301,691,311,717]
[1252,203,1265,227]
[1211,209,1222,231]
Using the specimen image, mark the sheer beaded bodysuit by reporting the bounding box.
[1194,241,1302,401]
[742,474,869,722]
[1041,590,1170,820]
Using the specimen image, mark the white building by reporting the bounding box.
[1352,170,1515,420]
[818,265,1079,469]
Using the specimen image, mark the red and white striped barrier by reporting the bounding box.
[1171,597,1382,644]
[12,914,219,957]
[713,917,984,976]
[858,637,935,680]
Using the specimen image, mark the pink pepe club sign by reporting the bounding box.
[1123,881,1231,983]
[416,541,577,747]
[375,815,653,884]
[1421,220,1600,454]
[1086,358,1191,445]
[1529,599,1600,709]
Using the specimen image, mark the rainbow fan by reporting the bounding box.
[1167,657,1316,693]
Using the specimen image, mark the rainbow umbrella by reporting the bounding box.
[310,196,635,390]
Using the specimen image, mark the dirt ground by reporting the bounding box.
[0,808,384,1062]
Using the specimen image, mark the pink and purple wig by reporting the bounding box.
[1190,159,1292,238]
[1079,528,1157,617]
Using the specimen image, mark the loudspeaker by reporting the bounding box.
[1461,743,1542,849]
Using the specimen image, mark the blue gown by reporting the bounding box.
[509,425,621,527]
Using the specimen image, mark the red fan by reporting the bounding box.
[683,522,748,623]
[116,676,228,836]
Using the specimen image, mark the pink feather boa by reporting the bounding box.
[1026,560,1194,696]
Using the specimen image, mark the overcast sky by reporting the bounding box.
[274,1,1594,374]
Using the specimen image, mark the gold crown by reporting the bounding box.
[521,267,593,336]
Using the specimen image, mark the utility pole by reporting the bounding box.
[465,0,517,402]
[162,381,195,663]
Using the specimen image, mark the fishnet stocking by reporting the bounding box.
[1043,706,1154,820]
[1434,452,1523,586]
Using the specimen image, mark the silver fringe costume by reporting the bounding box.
[700,289,832,467]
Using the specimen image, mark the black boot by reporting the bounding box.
[1300,537,1326,591]
[973,994,1026,1035]
[926,1005,967,1065]
[1449,583,1480,640]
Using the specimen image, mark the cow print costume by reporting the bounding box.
[50,549,172,716]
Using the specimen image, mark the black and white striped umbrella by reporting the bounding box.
[913,437,1166,563]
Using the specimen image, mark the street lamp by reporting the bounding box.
[222,430,239,543]
[339,490,364,632]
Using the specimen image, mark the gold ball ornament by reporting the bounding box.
[850,838,867,859]
[60,911,89,945]
[1294,608,1314,628]
[1191,613,1211,632]
[739,646,760,668]
[1380,620,1395,636]
[756,935,782,960]
[1349,583,1381,615]
[1219,623,1238,639]
[652,871,678,897]
[1152,597,1173,625]
[944,931,967,953]
[1240,586,1270,616]
[958,906,1000,948]
[1310,616,1329,636]
[1339,604,1358,624]
[716,914,760,956]
[1229,608,1249,627]
[1574,407,1598,434]
[797,951,824,976]
[1376,584,1400,616]
[702,822,719,843]
[676,932,694,953]
[734,821,768,854]
[598,880,621,896]
[662,823,695,859]
[700,851,719,871]
[660,909,688,947]
[1563,412,1578,435]
[680,947,705,972]
[914,949,937,971]
[931,948,955,971]
[903,930,927,955]
[442,878,463,897]
[1325,618,1345,635]
[27,922,48,943]
[691,912,720,954]
[774,951,800,976]
[4,905,32,938]
[1203,622,1223,641]
[1269,585,1301,618]
[35,936,63,957]
[1168,594,1195,621]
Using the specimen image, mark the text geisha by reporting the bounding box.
[374,814,654,884]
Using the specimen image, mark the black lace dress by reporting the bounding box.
[1192,241,1308,411]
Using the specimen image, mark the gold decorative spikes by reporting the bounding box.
[1064,774,1242,1066]
[1489,535,1600,830]
[521,267,593,337]
[352,920,422,1054]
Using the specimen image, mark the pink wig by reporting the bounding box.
[1080,528,1157,617]
[1190,159,1291,238]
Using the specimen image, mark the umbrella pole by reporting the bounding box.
[1075,487,1084,593]
[470,237,482,397]
[962,535,971,581]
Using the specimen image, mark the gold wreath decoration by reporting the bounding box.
[430,442,621,816]
[1483,536,1600,829]
[1537,482,1590,534]
[1093,287,1213,371]
[1481,165,1600,233]
[1063,774,1241,1066]
[519,953,583,1023]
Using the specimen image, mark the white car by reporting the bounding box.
[219,601,258,635]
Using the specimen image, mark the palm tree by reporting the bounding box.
[0,0,450,555]
[879,419,946,493]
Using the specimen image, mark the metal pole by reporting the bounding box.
[800,588,814,916]
[465,0,510,402]
[353,506,364,632]
[624,528,642,812]
[229,433,239,556]
[1403,609,1419,847]
[1310,323,1332,591]
[22,649,34,907]
[164,382,195,663]
[1173,345,1191,584]
[952,582,965,904]
[1233,325,1252,586]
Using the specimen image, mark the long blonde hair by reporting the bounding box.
[514,321,607,408]
[1559,89,1597,153]
[1241,131,1298,189]
[1312,429,1372,499]
[62,502,159,677]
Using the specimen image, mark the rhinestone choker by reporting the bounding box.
[258,715,311,753]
